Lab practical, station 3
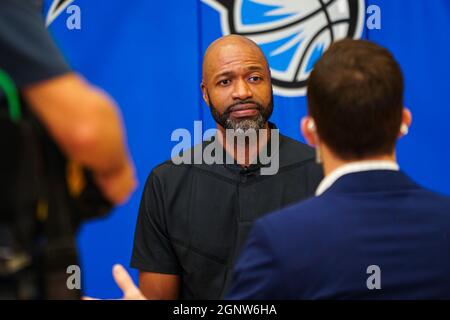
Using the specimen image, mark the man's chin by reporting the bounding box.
[226,118,266,132]
[228,114,260,123]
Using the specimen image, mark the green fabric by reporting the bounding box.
[0,69,21,122]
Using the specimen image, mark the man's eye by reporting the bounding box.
[219,79,231,86]
[249,76,262,82]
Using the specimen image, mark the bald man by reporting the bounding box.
[130,35,323,299]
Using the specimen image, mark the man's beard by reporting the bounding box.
[207,91,274,132]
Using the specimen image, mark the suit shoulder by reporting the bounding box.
[415,187,450,211]
[420,187,450,201]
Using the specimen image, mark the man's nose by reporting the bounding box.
[231,78,253,100]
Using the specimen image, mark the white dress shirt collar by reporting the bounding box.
[315,160,400,196]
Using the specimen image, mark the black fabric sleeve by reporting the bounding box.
[130,172,181,275]
[0,0,71,88]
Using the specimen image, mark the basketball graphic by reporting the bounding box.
[45,0,75,26]
[203,0,366,96]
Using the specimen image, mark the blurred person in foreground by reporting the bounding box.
[0,0,136,299]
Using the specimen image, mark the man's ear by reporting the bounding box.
[200,82,210,106]
[399,107,413,138]
[301,116,318,147]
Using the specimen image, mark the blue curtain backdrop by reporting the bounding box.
[44,0,450,298]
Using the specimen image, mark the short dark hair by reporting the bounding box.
[307,39,404,160]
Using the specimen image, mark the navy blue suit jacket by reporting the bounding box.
[227,170,450,299]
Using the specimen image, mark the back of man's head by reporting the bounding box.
[307,39,404,160]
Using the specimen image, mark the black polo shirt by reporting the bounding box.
[131,130,323,299]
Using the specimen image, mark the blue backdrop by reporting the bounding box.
[44,0,450,298]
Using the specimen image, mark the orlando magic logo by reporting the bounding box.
[203,0,365,96]
[45,0,75,26]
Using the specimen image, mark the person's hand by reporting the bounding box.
[94,160,137,205]
[84,264,146,300]
[111,264,146,300]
